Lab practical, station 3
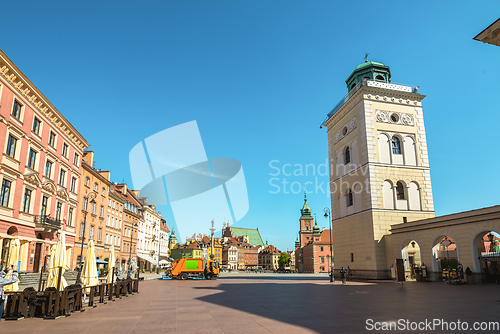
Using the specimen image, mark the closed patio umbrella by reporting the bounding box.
[106,245,116,284]
[81,240,98,293]
[3,239,20,292]
[45,245,57,290]
[46,232,68,290]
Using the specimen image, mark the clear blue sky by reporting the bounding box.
[2,1,499,251]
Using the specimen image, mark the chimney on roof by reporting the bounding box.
[83,151,94,166]
[99,170,111,181]
[123,184,128,194]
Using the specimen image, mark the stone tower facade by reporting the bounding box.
[323,61,435,278]
[298,192,315,248]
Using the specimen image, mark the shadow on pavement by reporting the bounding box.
[194,279,500,333]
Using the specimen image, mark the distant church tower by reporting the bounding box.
[322,60,435,278]
[168,228,177,250]
[298,191,314,248]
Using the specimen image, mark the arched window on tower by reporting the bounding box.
[376,75,385,81]
[344,146,351,165]
[392,136,401,154]
[346,189,353,207]
[396,182,405,200]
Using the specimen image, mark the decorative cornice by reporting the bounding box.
[324,85,425,129]
[0,49,89,153]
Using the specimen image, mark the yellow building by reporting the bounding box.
[201,236,222,262]
[73,151,113,270]
[322,61,435,279]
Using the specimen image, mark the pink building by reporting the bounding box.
[0,49,89,272]
[294,192,334,273]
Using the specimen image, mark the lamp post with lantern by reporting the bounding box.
[76,191,97,284]
[323,207,334,283]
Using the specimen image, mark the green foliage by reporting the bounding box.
[278,252,290,268]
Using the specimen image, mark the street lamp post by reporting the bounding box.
[76,191,97,284]
[323,207,335,283]
[127,221,138,279]
[157,235,163,274]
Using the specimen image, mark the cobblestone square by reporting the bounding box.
[3,273,499,333]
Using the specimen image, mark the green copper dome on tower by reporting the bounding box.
[300,189,313,219]
[345,60,391,92]
[313,216,321,236]
[295,234,300,248]
[169,227,177,240]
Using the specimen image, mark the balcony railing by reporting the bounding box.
[34,215,61,233]
[323,79,419,124]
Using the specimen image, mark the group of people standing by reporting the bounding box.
[339,266,352,284]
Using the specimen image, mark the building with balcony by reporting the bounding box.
[113,184,142,273]
[0,48,89,272]
[106,183,125,269]
[73,151,114,270]
[136,199,163,271]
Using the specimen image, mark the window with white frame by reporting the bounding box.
[6,135,17,159]
[44,160,53,178]
[22,188,32,213]
[70,177,77,193]
[56,202,63,221]
[11,100,23,120]
[58,169,66,186]
[0,179,12,207]
[62,143,69,158]
[73,153,80,167]
[27,149,37,170]
[85,177,90,187]
[32,117,42,136]
[48,131,56,148]
[68,207,74,226]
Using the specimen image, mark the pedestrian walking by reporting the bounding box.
[347,266,352,280]
[0,265,19,321]
[340,267,347,285]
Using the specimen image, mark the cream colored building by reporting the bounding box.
[323,61,435,278]
[137,199,162,271]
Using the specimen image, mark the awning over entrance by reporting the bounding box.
[137,253,158,265]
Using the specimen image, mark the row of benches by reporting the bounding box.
[2,278,140,320]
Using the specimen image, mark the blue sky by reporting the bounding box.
[2,1,499,251]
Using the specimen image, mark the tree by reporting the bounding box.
[278,252,290,268]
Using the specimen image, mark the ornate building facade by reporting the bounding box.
[0,48,88,272]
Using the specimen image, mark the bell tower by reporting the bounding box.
[298,190,314,248]
[323,60,435,278]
